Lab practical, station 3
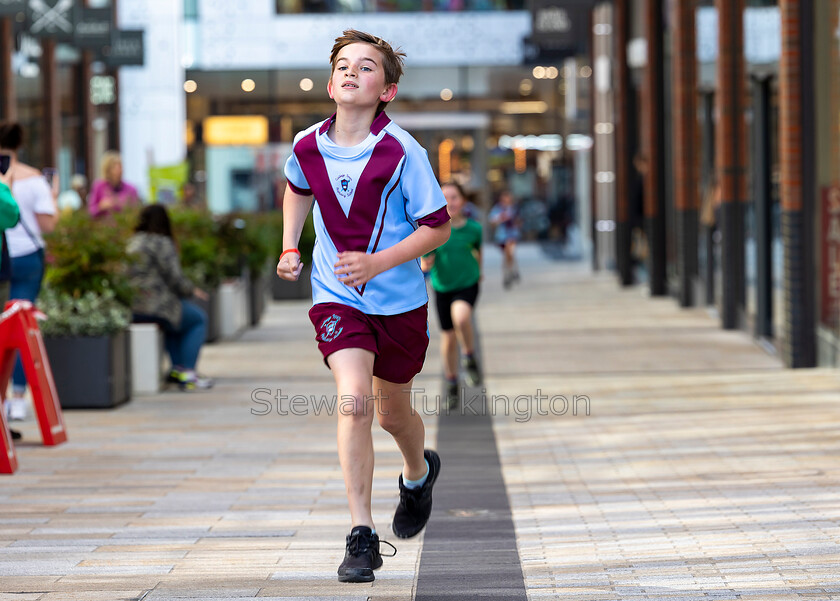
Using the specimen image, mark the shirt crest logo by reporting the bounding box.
[335,174,354,198]
[320,314,344,342]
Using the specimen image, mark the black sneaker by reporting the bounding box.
[444,381,459,410]
[337,525,395,583]
[462,355,482,387]
[10,429,21,441]
[392,449,441,539]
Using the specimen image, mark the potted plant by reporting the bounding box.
[239,212,275,325]
[211,215,250,339]
[40,211,134,409]
[39,288,132,409]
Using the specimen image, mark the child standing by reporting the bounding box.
[421,182,483,409]
[276,30,451,583]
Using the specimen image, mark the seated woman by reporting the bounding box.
[127,204,213,390]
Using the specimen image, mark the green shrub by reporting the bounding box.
[214,215,249,279]
[168,207,223,289]
[257,211,315,267]
[42,210,134,306]
[39,287,131,337]
[236,213,273,278]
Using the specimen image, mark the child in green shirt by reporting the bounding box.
[421,181,483,408]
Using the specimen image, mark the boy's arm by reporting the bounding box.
[276,185,313,281]
[475,224,483,278]
[334,222,451,288]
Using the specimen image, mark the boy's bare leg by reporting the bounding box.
[450,300,475,356]
[374,377,427,481]
[328,348,376,529]
[506,242,519,275]
[440,330,458,380]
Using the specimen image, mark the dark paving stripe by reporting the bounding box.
[415,393,528,600]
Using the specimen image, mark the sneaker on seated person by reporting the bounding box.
[169,367,214,391]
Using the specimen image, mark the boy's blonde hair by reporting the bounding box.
[330,29,406,113]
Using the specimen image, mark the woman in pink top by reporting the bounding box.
[88,151,139,217]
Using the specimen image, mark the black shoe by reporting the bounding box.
[10,429,21,441]
[337,525,395,583]
[444,381,459,410]
[392,449,441,539]
[461,355,482,387]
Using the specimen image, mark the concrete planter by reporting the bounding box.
[219,278,248,340]
[129,324,166,395]
[248,272,268,326]
[44,330,131,409]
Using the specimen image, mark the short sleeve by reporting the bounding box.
[283,137,312,195]
[400,139,448,225]
[31,177,55,215]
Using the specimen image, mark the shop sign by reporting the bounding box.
[204,116,269,146]
[821,186,840,328]
[523,0,594,64]
[89,75,115,105]
[0,0,26,17]
[27,0,75,42]
[104,29,144,67]
[73,6,111,49]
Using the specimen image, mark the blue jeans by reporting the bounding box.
[135,300,207,371]
[9,249,45,394]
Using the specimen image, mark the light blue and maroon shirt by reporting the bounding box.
[284,112,450,316]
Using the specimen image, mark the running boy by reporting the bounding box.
[421,182,483,409]
[276,30,451,583]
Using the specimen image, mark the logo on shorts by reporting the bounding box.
[320,314,344,342]
[335,174,354,198]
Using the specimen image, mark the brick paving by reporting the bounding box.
[2,244,840,600]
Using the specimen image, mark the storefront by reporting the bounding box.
[0,1,130,193]
[604,0,822,367]
[815,0,840,366]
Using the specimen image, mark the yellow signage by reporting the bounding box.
[203,116,269,146]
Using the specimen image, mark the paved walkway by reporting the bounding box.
[3,244,840,600]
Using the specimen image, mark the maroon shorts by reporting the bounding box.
[308,302,430,384]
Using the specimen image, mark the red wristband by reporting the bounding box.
[279,248,301,261]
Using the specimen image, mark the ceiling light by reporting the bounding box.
[184,80,197,93]
[299,78,313,92]
[241,78,256,92]
[440,88,453,101]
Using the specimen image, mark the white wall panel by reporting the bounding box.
[118,0,187,200]
[195,5,530,69]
